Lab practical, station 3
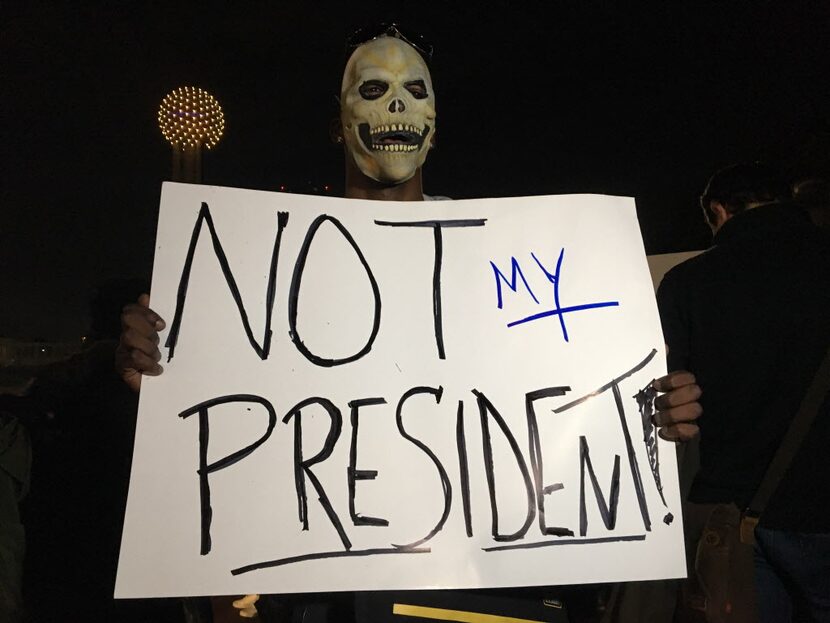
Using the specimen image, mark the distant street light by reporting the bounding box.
[158,86,224,183]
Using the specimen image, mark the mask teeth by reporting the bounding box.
[376,144,419,152]
[370,124,424,136]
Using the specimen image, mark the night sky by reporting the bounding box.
[2,2,829,340]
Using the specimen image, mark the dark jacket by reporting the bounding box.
[657,203,830,532]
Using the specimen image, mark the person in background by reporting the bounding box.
[658,162,830,622]
[3,279,182,622]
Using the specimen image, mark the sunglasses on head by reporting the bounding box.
[345,22,434,63]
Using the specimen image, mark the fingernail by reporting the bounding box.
[156,320,166,330]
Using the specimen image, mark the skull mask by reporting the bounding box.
[340,36,436,185]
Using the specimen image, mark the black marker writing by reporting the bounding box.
[483,533,646,553]
[525,387,574,537]
[579,435,621,536]
[555,349,659,532]
[474,389,535,542]
[375,219,487,359]
[283,397,351,550]
[392,386,452,549]
[288,214,381,367]
[178,394,277,555]
[635,384,667,506]
[611,382,651,531]
[177,350,667,573]
[166,204,288,362]
[455,400,474,538]
[348,397,389,527]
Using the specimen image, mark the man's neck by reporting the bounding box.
[344,160,424,201]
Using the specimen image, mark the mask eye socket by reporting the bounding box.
[359,80,388,100]
[404,80,428,99]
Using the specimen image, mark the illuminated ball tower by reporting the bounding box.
[158,86,224,183]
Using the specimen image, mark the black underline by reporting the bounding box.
[231,546,431,575]
[374,219,487,227]
[483,534,646,552]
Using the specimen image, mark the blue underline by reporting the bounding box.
[507,301,620,328]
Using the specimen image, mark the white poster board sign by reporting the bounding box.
[116,183,686,598]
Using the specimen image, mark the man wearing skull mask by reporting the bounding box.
[117,25,702,623]
[336,27,441,201]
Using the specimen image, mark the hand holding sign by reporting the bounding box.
[652,371,702,442]
[116,294,165,391]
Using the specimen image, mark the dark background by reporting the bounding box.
[3,1,829,341]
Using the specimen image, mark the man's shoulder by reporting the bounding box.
[661,247,717,286]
